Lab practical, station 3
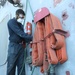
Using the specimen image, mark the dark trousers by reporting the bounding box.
[7,42,25,75]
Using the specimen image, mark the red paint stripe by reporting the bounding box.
[66,71,70,75]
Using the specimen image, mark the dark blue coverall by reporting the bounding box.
[7,18,32,75]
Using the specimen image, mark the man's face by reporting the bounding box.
[17,14,25,24]
[18,14,24,19]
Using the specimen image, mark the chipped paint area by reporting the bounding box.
[66,71,70,75]
[62,10,69,20]
[54,0,62,7]
[61,9,69,26]
[69,3,75,9]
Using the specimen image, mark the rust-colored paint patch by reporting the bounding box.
[66,71,70,75]
[62,10,68,20]
[54,0,62,7]
[69,3,75,9]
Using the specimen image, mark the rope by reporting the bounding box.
[28,0,34,18]
[19,43,29,75]
[26,56,32,64]
[43,64,57,74]
[31,66,36,75]
[19,1,36,75]
[19,43,36,75]
[23,0,28,25]
[24,1,36,74]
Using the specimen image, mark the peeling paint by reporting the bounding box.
[62,10,68,20]
[54,0,62,7]
[66,71,70,75]
[62,10,69,26]
[69,3,75,9]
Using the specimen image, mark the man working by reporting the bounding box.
[7,9,32,75]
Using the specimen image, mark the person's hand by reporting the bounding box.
[25,35,33,43]
[28,35,33,41]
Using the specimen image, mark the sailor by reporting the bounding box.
[7,9,32,75]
